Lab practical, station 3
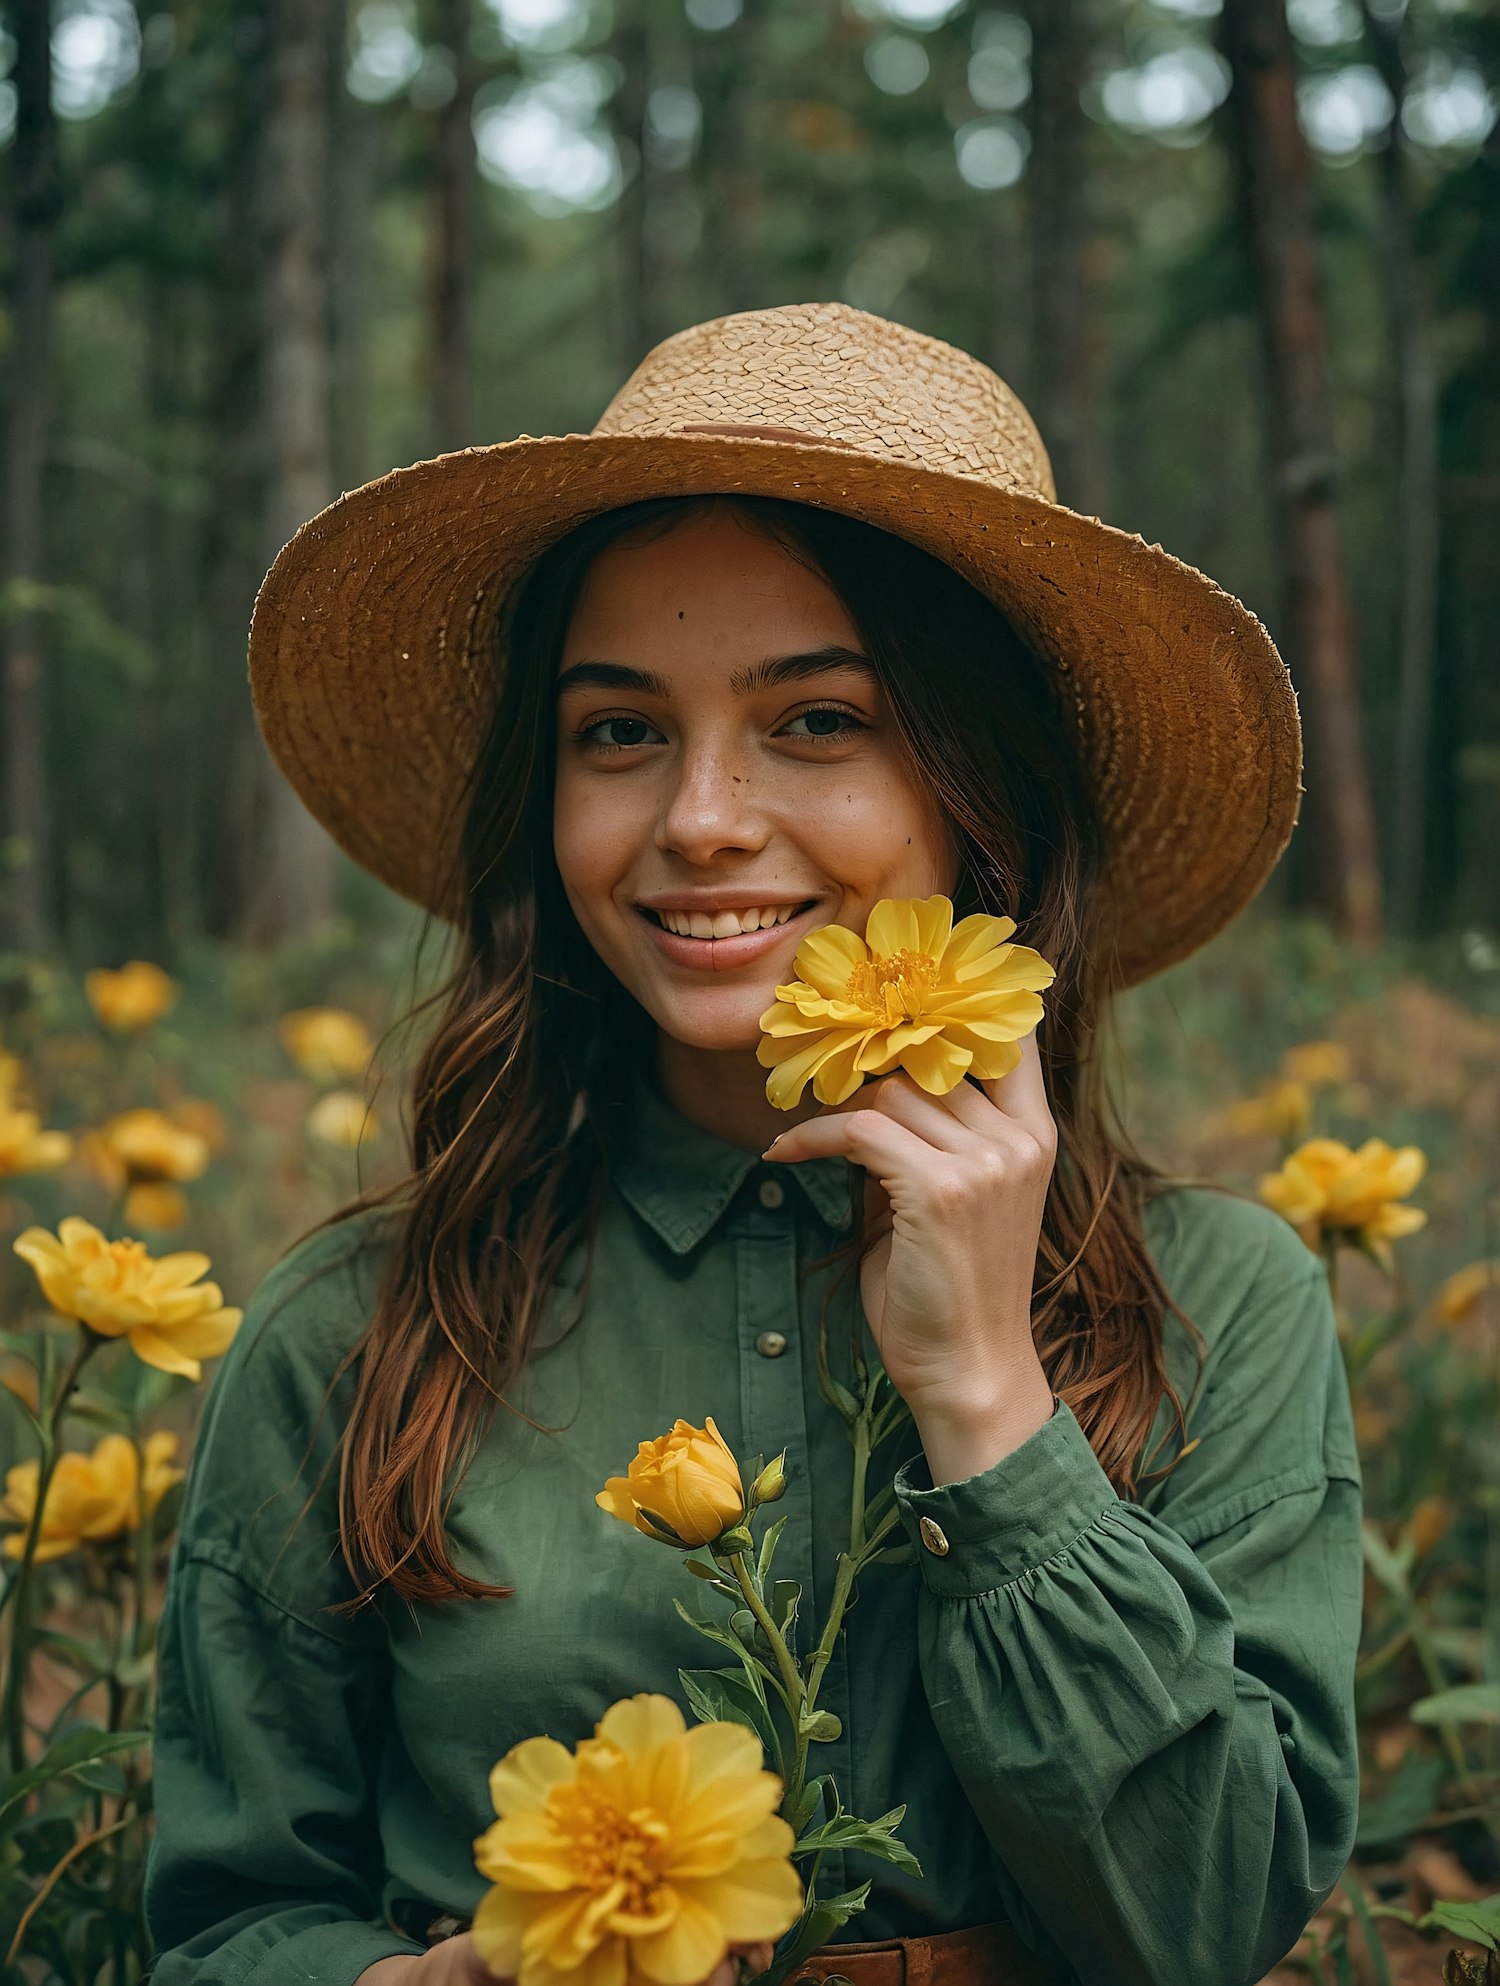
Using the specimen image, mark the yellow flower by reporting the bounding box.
[84,961,179,1032]
[0,1105,72,1178]
[124,1182,188,1231]
[1,1430,184,1563]
[1,1357,41,1417]
[0,1049,24,1105]
[168,1096,230,1154]
[1225,1080,1311,1139]
[1259,1137,1427,1263]
[472,1693,801,1986]
[12,1217,241,1380]
[1280,1040,1351,1089]
[597,1418,746,1549]
[757,895,1054,1110]
[306,1089,377,1148]
[279,1007,374,1083]
[82,1107,210,1191]
[1433,1260,1500,1326]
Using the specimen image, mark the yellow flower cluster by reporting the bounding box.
[13,1218,241,1380]
[1223,1040,1352,1140]
[1,1432,184,1563]
[306,1090,378,1149]
[596,1418,745,1549]
[279,1007,374,1084]
[85,961,179,1032]
[81,1106,212,1228]
[1260,1138,1426,1264]
[758,895,1054,1110]
[0,1052,71,1179]
[472,1694,801,1986]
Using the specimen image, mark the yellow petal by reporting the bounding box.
[629,1891,728,1986]
[792,925,868,998]
[489,1735,578,1819]
[963,1036,1024,1082]
[123,1328,204,1381]
[761,1034,845,1111]
[471,1880,536,1975]
[594,1693,686,1760]
[809,1034,876,1105]
[896,1034,972,1095]
[673,1857,804,1944]
[941,911,1017,974]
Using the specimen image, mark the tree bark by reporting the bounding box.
[430,0,477,451]
[0,0,60,956]
[1218,0,1382,941]
[238,0,341,941]
[1361,0,1440,927]
[1021,0,1107,517]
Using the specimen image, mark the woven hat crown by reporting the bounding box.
[592,302,1058,504]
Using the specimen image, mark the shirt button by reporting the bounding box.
[918,1516,950,1557]
[757,1177,786,1210]
[755,1330,788,1359]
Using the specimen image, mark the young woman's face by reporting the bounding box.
[552,507,960,1057]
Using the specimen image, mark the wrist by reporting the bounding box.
[909,1352,1055,1486]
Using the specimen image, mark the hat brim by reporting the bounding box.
[249,431,1300,988]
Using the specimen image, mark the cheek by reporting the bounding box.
[552,764,626,909]
[809,781,957,894]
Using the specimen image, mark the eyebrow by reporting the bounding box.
[555,646,878,700]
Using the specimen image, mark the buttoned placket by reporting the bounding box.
[727,1167,854,1905]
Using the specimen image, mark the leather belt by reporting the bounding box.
[384,1907,1064,1985]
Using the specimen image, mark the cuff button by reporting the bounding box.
[918,1516,950,1557]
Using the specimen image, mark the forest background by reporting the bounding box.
[0,0,1498,1981]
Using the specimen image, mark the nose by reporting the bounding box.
[655,735,769,864]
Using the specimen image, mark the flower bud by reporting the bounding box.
[747,1453,788,1510]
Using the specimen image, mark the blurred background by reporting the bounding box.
[1,4,1499,1977]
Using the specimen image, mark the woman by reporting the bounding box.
[143,304,1361,1986]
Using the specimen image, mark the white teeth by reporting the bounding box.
[657,904,807,937]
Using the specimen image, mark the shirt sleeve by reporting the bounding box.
[143,1221,425,1986]
[891,1224,1362,1986]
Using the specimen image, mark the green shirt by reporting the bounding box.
[143,1079,1362,1986]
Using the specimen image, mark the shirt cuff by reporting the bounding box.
[893,1399,1119,1597]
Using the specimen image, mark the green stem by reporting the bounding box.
[1,1332,99,1772]
[725,1552,807,1803]
[1338,1875,1394,1986]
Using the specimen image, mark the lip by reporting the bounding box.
[634,900,822,973]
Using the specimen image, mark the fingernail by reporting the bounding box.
[762,1134,784,1158]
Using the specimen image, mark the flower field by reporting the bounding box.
[0,910,1497,1982]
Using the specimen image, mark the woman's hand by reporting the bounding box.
[764,1034,1057,1482]
[362,1935,777,1986]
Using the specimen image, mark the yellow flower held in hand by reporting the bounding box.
[1259,1137,1427,1265]
[1,1431,184,1562]
[597,1418,745,1549]
[85,961,179,1032]
[0,1105,72,1178]
[472,1693,801,1986]
[757,894,1054,1110]
[279,1007,374,1084]
[12,1217,242,1381]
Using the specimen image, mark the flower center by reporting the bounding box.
[845,948,939,1025]
[548,1782,670,1914]
[103,1239,149,1289]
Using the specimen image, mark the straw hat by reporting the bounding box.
[249,301,1300,986]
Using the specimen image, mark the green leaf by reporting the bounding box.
[784,1773,835,1840]
[32,1626,111,1676]
[772,1883,872,1977]
[770,1579,801,1641]
[62,1388,132,1432]
[1420,1895,1500,1951]
[1355,1752,1447,1848]
[1411,1685,1500,1727]
[757,1514,789,1584]
[1361,1521,1412,1601]
[795,1805,922,1877]
[678,1668,779,1759]
[0,1728,149,1836]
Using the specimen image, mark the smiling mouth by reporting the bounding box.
[641,900,818,939]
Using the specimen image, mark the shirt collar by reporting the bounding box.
[603,1074,855,1255]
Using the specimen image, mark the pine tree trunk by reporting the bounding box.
[1361,1,1439,927]
[431,0,477,451]
[1022,0,1107,517]
[0,0,59,956]
[1219,0,1382,941]
[239,0,341,941]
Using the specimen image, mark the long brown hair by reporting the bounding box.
[324,495,1181,1613]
